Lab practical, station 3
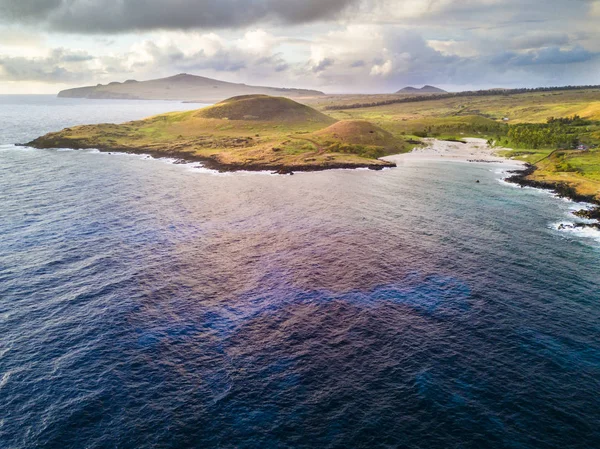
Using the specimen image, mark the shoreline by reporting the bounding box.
[385,137,600,229]
[18,136,600,228]
[504,164,600,228]
[382,137,523,166]
[20,141,396,174]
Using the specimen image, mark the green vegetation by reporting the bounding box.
[507,149,600,201]
[307,90,600,200]
[28,95,401,172]
[488,116,597,150]
[323,85,600,111]
[28,87,600,196]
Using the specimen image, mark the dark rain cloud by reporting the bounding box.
[0,0,361,33]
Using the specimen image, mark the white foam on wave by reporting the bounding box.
[496,178,552,197]
[0,144,36,152]
[550,221,600,244]
[0,372,10,390]
[106,150,279,176]
[8,144,393,177]
[497,178,522,189]
[497,177,572,203]
[498,172,600,246]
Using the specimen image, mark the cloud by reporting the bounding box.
[510,32,571,50]
[427,40,479,58]
[0,48,98,83]
[2,1,600,92]
[370,59,392,76]
[0,0,360,33]
[312,57,335,73]
[124,30,291,76]
[491,46,597,67]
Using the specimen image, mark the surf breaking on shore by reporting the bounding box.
[384,138,600,242]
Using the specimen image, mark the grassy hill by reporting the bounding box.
[309,120,404,159]
[58,73,325,103]
[305,87,600,201]
[196,95,335,123]
[28,95,397,172]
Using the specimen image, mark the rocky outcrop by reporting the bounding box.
[506,164,600,226]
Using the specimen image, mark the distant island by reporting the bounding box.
[28,95,401,173]
[396,85,447,94]
[57,73,325,103]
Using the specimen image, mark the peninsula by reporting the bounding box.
[27,95,401,172]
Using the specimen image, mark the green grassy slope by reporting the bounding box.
[28,96,399,171]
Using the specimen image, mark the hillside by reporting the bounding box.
[27,95,396,172]
[396,85,446,94]
[310,87,600,204]
[196,95,335,123]
[308,120,404,159]
[57,73,325,102]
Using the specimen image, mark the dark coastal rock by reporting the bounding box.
[558,222,600,231]
[273,168,294,175]
[572,207,600,220]
[506,164,600,228]
[467,159,502,163]
[506,165,599,204]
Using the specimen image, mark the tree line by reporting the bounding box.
[324,85,600,111]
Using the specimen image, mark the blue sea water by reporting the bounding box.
[1,95,599,449]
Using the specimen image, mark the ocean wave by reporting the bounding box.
[0,372,10,389]
[0,144,36,152]
[551,221,600,243]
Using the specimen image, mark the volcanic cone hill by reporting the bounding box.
[27,95,397,172]
[314,120,397,147]
[307,120,405,159]
[196,95,336,124]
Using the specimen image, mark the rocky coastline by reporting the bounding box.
[505,164,600,229]
[21,139,396,174]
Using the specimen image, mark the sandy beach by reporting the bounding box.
[384,137,524,166]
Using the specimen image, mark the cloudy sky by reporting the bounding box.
[1,0,599,94]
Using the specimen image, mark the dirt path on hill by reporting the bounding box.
[287,135,324,154]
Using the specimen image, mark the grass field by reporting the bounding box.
[309,89,600,200]
[27,89,600,197]
[28,95,402,171]
[307,89,600,123]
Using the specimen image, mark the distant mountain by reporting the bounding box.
[58,73,325,102]
[396,85,447,94]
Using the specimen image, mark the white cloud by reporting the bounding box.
[1,0,600,93]
[427,40,479,58]
[370,59,392,76]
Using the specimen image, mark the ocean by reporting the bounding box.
[1,95,599,448]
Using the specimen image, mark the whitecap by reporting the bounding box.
[551,221,600,244]
[0,144,36,152]
[0,372,10,389]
